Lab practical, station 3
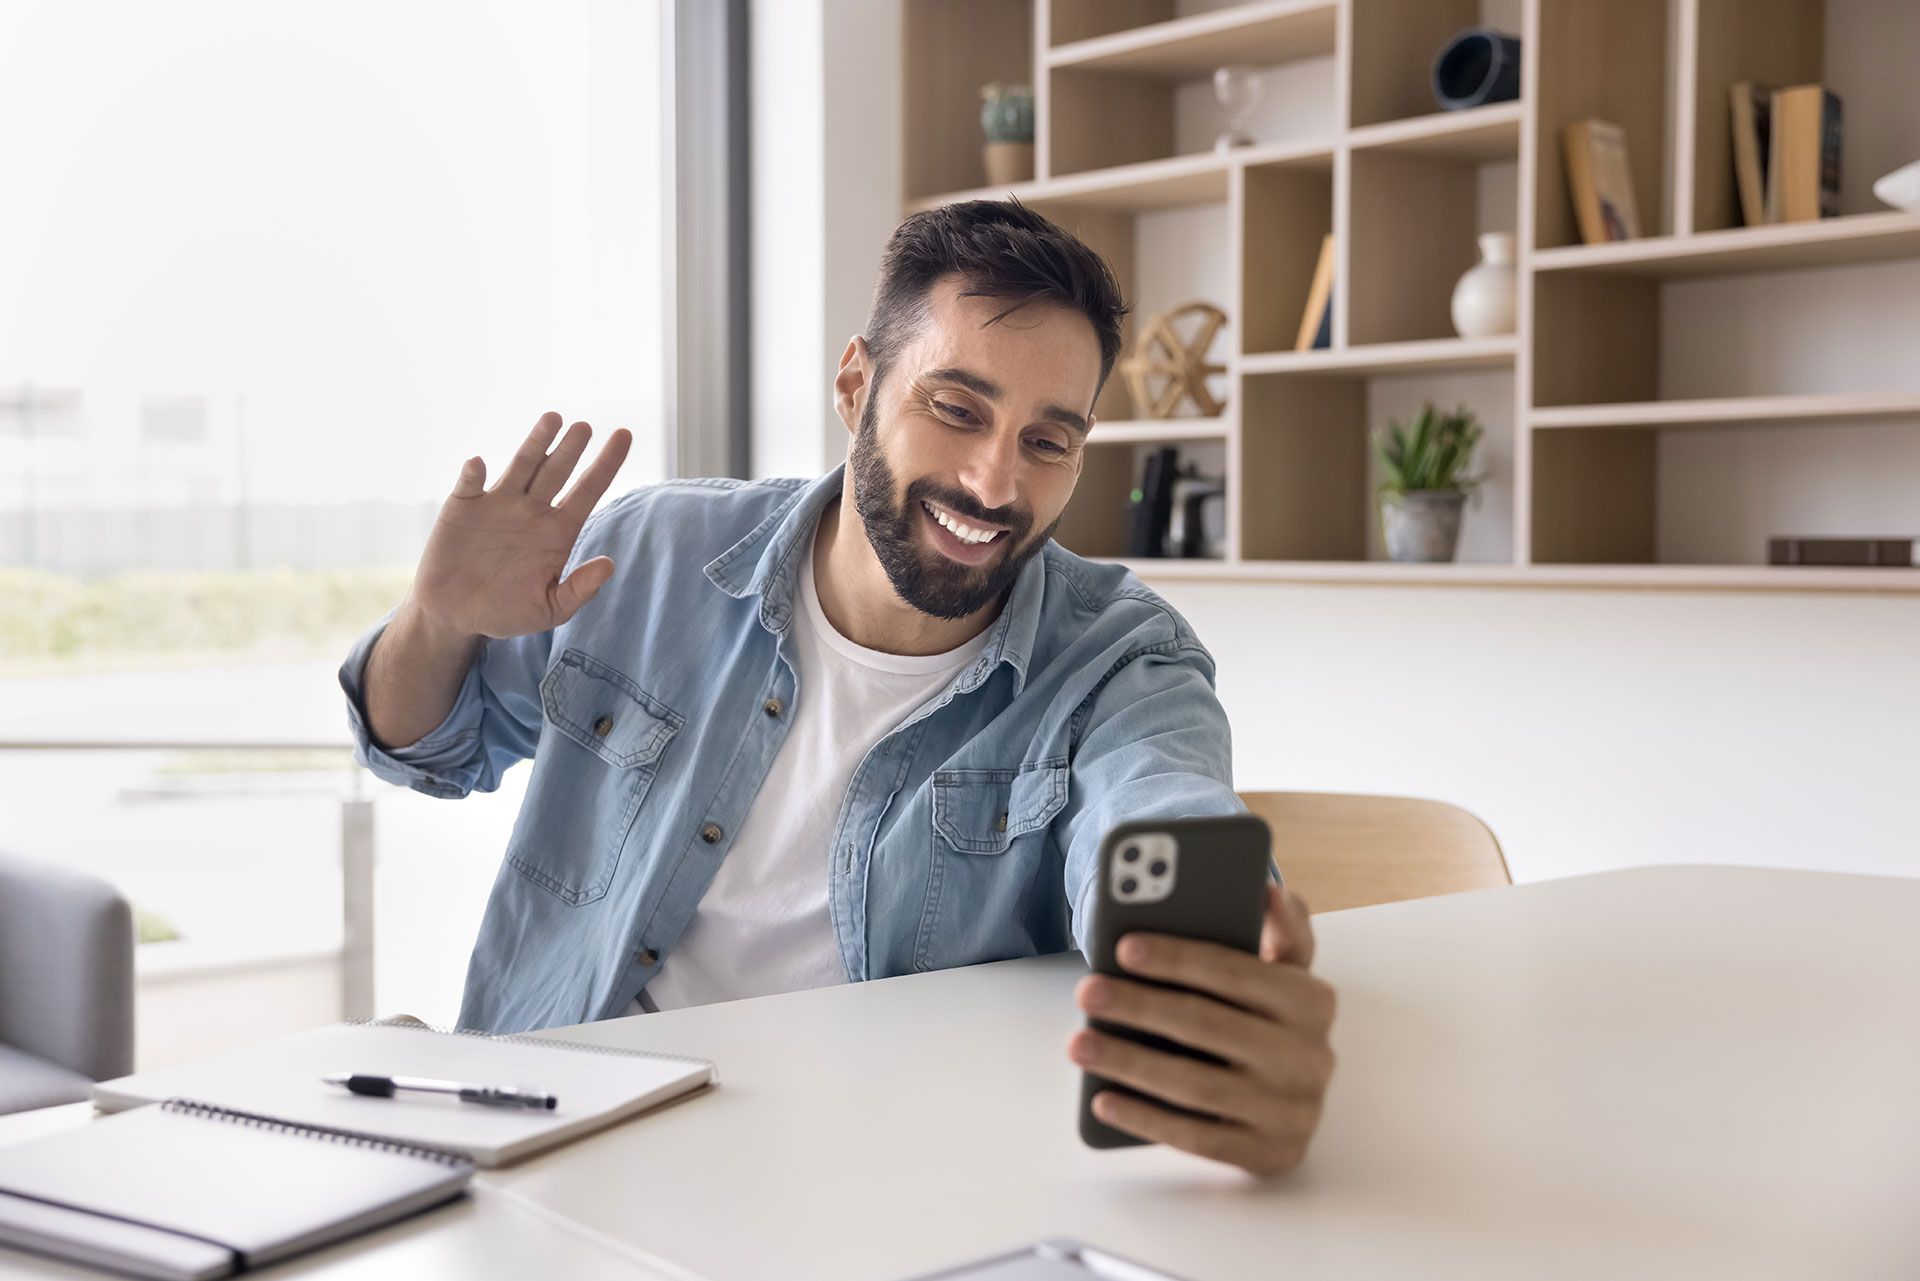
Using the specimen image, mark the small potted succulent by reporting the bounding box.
[1375,402,1484,563]
[980,82,1034,186]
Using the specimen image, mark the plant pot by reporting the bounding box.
[1381,490,1467,563]
[983,142,1033,186]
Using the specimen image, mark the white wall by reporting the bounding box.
[757,0,1920,887]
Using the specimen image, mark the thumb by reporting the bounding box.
[553,556,616,622]
[452,455,487,499]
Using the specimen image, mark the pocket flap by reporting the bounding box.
[932,761,1069,855]
[541,649,682,769]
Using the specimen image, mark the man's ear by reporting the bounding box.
[833,336,872,435]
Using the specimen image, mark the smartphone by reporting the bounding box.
[1078,814,1272,1149]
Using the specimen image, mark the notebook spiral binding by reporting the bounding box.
[161,1099,473,1169]
[343,1017,715,1074]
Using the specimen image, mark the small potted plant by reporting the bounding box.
[1375,402,1484,563]
[979,82,1034,186]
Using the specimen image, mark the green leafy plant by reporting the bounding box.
[1375,402,1484,498]
[979,83,1034,144]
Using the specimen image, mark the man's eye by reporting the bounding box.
[1029,438,1065,455]
[934,401,975,424]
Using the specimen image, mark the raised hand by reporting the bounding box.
[405,411,633,641]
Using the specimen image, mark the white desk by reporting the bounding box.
[4,865,1919,1280]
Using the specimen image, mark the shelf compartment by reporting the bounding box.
[1346,147,1488,345]
[1533,0,1670,250]
[1348,0,1492,128]
[1238,159,1335,353]
[1531,392,1920,432]
[1530,213,1920,279]
[1237,376,1368,560]
[1088,418,1228,444]
[1241,335,1516,376]
[902,0,1034,203]
[1685,0,1825,235]
[1347,102,1524,163]
[1046,0,1337,79]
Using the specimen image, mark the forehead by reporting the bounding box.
[899,274,1103,408]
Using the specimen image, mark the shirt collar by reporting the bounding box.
[703,463,1045,696]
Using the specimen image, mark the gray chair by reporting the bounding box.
[0,850,135,1113]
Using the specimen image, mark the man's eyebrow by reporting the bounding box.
[924,365,1091,436]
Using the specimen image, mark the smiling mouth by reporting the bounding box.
[920,499,1006,547]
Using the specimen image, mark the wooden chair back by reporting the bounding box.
[1237,791,1511,913]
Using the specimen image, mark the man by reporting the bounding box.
[341,200,1335,1175]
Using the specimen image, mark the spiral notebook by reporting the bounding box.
[91,1018,716,1168]
[0,1098,472,1280]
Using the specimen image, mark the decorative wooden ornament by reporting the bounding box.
[1116,301,1229,419]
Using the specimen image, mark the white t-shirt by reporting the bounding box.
[632,528,993,1013]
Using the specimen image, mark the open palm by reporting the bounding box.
[409,411,633,640]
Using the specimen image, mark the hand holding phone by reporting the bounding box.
[1071,814,1336,1173]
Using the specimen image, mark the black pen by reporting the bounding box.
[322,1072,558,1109]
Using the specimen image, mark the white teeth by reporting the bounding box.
[922,500,1000,546]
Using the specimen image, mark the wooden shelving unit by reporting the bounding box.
[901,0,1920,593]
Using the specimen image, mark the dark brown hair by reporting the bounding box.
[863,197,1130,402]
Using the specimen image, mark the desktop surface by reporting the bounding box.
[1,864,1916,1280]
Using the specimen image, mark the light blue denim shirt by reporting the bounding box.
[339,465,1246,1033]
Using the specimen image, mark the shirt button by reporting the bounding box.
[701,824,723,844]
[637,948,658,966]
[763,697,782,717]
[593,715,614,737]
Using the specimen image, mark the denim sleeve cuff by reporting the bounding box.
[338,608,487,799]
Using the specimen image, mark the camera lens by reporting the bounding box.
[1149,859,1168,877]
[1121,845,1140,862]
[1119,877,1138,895]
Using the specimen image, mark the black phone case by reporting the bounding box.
[1078,814,1272,1149]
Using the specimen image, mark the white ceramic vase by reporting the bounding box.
[1450,231,1517,338]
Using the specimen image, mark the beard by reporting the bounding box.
[847,393,1060,621]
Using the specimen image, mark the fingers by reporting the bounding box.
[1260,883,1316,967]
[1076,974,1274,1069]
[551,556,616,623]
[495,411,564,494]
[556,427,633,519]
[451,455,487,500]
[1087,1090,1276,1173]
[1115,932,1336,1031]
[528,420,593,505]
[1068,1028,1254,1123]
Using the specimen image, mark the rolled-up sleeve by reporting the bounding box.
[338,610,551,800]
[1058,642,1256,960]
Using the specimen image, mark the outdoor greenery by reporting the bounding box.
[0,567,411,667]
[1374,402,1484,498]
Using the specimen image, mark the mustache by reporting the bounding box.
[906,479,1029,536]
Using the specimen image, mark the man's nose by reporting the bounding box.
[955,431,1020,515]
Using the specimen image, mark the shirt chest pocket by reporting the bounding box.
[932,760,1069,855]
[509,649,682,906]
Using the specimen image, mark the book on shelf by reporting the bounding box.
[1768,537,1916,568]
[1562,119,1640,244]
[1294,233,1335,351]
[1766,84,1842,223]
[1729,80,1772,227]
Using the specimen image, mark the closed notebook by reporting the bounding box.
[0,1099,472,1281]
[92,1018,716,1168]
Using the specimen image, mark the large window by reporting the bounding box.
[0,1,680,1056]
